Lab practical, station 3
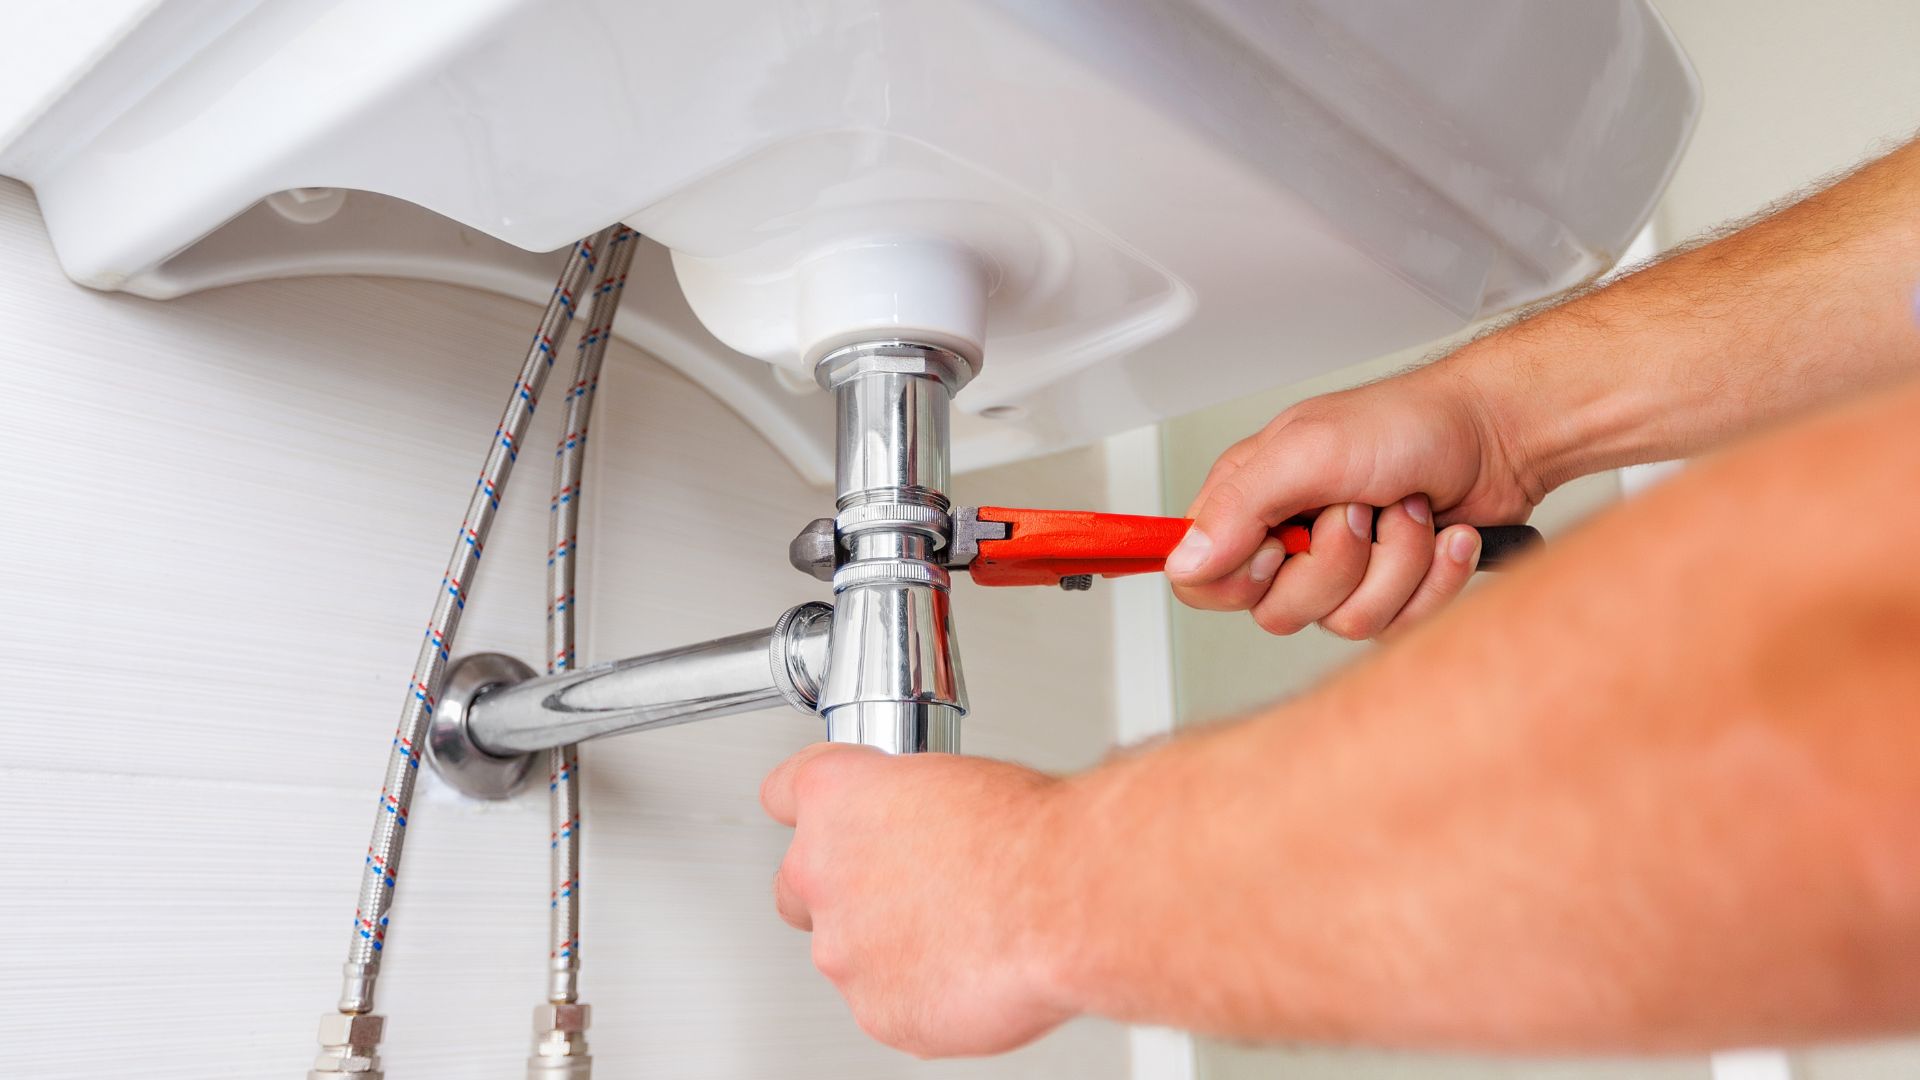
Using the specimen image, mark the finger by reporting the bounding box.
[1167,425,1348,592]
[1320,494,1435,641]
[760,742,850,826]
[1249,502,1373,636]
[1383,524,1481,635]
[773,865,811,931]
[1168,533,1290,612]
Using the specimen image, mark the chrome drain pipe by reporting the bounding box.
[813,341,974,754]
[428,602,833,797]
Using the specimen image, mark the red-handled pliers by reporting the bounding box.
[949,506,1542,588]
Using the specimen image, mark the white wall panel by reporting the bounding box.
[0,178,1127,1078]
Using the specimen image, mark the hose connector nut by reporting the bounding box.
[534,1002,590,1035]
[529,1003,592,1080]
[308,1012,384,1079]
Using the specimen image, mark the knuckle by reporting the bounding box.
[774,867,812,931]
[757,770,785,814]
[1203,475,1252,521]
[777,849,816,900]
[811,934,850,983]
[1320,608,1382,641]
[777,902,809,931]
[791,756,838,803]
[1167,582,1208,609]
[1272,401,1323,432]
[902,1031,942,1061]
[803,745,876,791]
[852,1003,904,1050]
[1201,447,1248,489]
[1318,610,1367,640]
[1280,412,1346,460]
[1173,582,1251,613]
[1251,606,1305,637]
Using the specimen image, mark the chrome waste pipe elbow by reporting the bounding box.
[813,341,974,754]
[425,340,980,800]
[427,602,833,798]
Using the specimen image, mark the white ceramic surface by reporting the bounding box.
[0,0,1697,480]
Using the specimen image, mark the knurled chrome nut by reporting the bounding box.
[533,1003,592,1035]
[769,601,832,712]
[316,1013,385,1052]
[831,558,950,593]
[813,341,974,393]
[834,501,950,544]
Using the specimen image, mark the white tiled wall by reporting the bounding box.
[0,179,1128,1078]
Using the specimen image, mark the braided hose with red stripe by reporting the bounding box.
[338,227,618,1015]
[543,226,636,1007]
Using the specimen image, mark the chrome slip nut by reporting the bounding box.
[813,341,975,393]
[309,1012,384,1079]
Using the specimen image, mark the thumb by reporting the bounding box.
[1166,437,1342,588]
[760,742,875,826]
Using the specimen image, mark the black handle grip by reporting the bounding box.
[1471,524,1543,571]
[1291,512,1544,572]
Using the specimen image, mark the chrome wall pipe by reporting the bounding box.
[427,602,833,799]
[475,602,831,754]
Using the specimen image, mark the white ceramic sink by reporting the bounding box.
[0,0,1697,481]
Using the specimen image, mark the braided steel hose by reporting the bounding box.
[336,227,617,1018]
[543,226,636,1008]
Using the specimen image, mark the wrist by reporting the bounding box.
[1424,341,1557,506]
[1437,294,1687,494]
[1020,737,1210,1026]
[1014,768,1105,1020]
[1436,311,1640,500]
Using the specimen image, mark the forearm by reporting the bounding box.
[1044,379,1920,1051]
[1450,136,1920,497]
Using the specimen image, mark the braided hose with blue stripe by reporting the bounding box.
[543,226,637,1006]
[338,227,618,1015]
